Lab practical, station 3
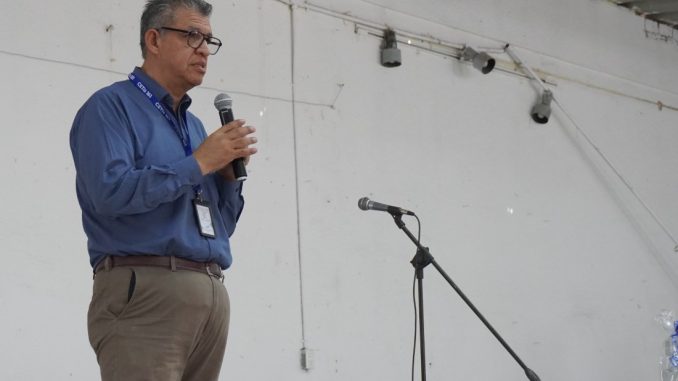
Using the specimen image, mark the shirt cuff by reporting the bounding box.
[218,175,243,194]
[174,155,203,185]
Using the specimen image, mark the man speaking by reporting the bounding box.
[69,1,257,379]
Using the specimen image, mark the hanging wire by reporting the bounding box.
[411,271,417,381]
[505,45,678,252]
[410,215,422,381]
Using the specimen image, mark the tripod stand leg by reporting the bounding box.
[393,214,540,381]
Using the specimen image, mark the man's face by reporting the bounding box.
[156,7,212,94]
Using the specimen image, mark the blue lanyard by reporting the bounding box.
[128,73,193,155]
[128,73,202,196]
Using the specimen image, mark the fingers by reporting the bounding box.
[224,120,257,151]
[236,145,257,158]
[194,119,257,175]
[219,119,245,131]
[194,119,258,174]
[231,135,258,150]
[221,120,257,150]
[219,119,255,136]
[215,121,257,148]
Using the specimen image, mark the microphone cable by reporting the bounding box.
[410,214,422,381]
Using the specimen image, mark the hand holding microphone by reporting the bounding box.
[214,93,248,181]
[193,93,257,179]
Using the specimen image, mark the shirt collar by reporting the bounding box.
[131,67,192,112]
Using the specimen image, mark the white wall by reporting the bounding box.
[1,1,678,380]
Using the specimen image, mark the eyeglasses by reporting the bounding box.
[160,27,222,55]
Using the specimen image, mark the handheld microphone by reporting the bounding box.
[214,93,247,181]
[358,197,415,216]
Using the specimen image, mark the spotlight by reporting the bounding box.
[460,46,495,74]
[380,29,401,68]
[531,89,553,124]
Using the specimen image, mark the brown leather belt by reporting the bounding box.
[95,255,223,279]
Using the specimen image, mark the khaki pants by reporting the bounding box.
[88,265,230,381]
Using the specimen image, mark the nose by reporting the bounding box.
[195,39,210,56]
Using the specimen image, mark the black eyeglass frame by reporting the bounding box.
[159,26,222,55]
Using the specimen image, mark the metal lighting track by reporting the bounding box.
[609,0,678,29]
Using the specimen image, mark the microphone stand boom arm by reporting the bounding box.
[391,213,541,381]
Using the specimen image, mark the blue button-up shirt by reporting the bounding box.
[70,67,243,269]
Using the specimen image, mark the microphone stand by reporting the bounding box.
[391,213,541,381]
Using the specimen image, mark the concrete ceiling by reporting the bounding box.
[609,0,678,29]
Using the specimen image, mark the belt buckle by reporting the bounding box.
[206,263,224,282]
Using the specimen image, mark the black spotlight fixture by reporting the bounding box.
[380,29,402,68]
[531,89,553,124]
[461,46,495,74]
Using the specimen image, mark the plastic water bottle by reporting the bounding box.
[656,310,678,381]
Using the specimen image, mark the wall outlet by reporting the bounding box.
[300,347,313,371]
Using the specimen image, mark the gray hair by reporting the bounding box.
[140,0,213,58]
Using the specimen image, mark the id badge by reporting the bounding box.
[193,198,216,238]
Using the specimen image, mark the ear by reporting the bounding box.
[144,29,162,56]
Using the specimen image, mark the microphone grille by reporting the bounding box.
[358,197,370,211]
[214,93,232,111]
